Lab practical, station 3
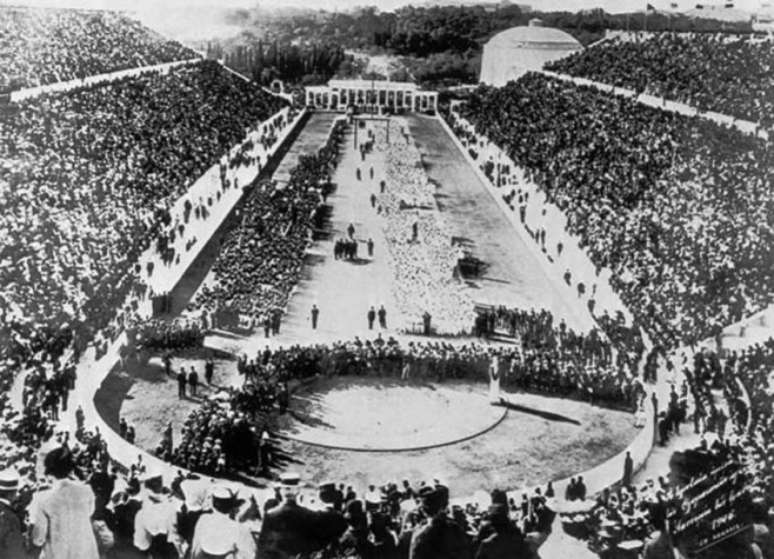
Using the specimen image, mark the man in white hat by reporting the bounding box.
[133,468,184,558]
[190,486,255,559]
[0,468,24,559]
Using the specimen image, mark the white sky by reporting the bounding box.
[2,0,765,12]
[2,0,764,41]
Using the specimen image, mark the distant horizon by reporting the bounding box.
[0,0,767,14]
[2,0,764,42]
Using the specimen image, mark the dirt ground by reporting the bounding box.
[279,381,638,496]
[279,376,506,450]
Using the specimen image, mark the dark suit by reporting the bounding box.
[257,499,346,559]
[409,514,472,559]
[0,501,25,559]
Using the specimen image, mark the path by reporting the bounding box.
[241,117,404,349]
[407,114,595,333]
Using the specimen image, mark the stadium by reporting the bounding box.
[0,1,772,558]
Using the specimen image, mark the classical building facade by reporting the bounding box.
[305,79,438,114]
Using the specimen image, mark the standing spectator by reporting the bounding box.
[311,304,320,330]
[0,469,24,559]
[474,503,529,559]
[31,447,100,559]
[188,368,199,398]
[409,486,470,559]
[622,451,634,488]
[133,471,182,559]
[258,473,346,558]
[204,359,214,386]
[368,307,377,330]
[190,487,255,559]
[378,306,387,329]
[177,369,187,399]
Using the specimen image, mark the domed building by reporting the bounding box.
[479,19,581,87]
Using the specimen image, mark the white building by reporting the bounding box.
[480,19,582,87]
[305,79,438,114]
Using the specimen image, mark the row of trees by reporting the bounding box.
[207,5,755,88]
[206,38,352,86]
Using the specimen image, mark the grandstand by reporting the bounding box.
[0,5,771,559]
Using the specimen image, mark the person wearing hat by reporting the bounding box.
[257,473,346,559]
[0,468,24,559]
[339,499,374,558]
[409,486,470,559]
[190,486,255,559]
[133,469,183,559]
[474,503,530,559]
[30,446,100,559]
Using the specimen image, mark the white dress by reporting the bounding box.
[489,355,501,404]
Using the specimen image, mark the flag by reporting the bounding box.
[670,2,679,8]
[646,3,657,11]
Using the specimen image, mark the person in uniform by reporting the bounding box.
[257,473,346,559]
[190,486,255,559]
[378,306,387,329]
[368,307,377,330]
[0,468,24,559]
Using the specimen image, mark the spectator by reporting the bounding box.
[31,446,100,559]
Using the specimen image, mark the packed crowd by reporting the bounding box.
[0,431,568,559]
[190,120,346,330]
[1,59,286,340]
[0,59,288,534]
[569,335,774,558]
[0,6,196,92]
[546,33,774,127]
[242,333,641,409]
[452,73,774,350]
[130,319,205,352]
[371,120,474,334]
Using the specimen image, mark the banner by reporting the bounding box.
[670,458,752,555]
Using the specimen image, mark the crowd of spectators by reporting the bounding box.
[1,425,569,559]
[451,73,774,350]
[371,120,474,334]
[546,33,774,128]
[130,318,205,353]
[0,6,196,92]
[190,120,346,330]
